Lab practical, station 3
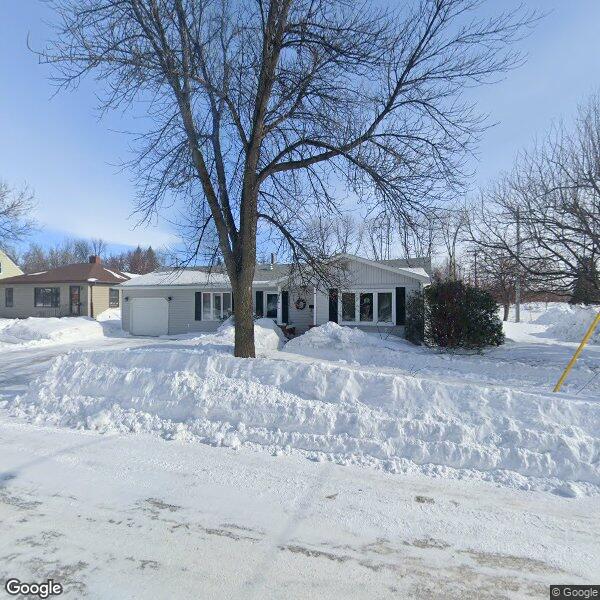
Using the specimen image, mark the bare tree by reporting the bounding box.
[438,208,468,279]
[0,181,35,248]
[468,95,600,302]
[41,0,534,356]
[90,238,108,257]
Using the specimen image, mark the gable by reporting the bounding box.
[337,254,430,285]
[0,250,24,280]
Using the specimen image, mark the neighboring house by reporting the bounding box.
[117,253,431,337]
[0,256,131,319]
[0,249,23,280]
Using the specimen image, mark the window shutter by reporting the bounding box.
[395,287,406,326]
[328,289,338,323]
[195,292,202,321]
[255,291,264,317]
[281,291,289,323]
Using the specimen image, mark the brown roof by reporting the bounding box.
[0,262,131,285]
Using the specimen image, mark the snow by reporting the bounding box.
[120,268,232,287]
[0,317,106,349]
[102,267,127,280]
[1,306,600,595]
[1,418,597,598]
[0,310,124,350]
[396,266,429,279]
[7,310,600,497]
[532,303,600,343]
[212,316,285,352]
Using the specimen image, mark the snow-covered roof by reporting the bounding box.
[120,269,232,287]
[119,255,431,288]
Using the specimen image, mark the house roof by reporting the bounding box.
[0,262,131,285]
[119,255,431,289]
[120,263,289,288]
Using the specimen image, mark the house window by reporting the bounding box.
[34,287,60,308]
[340,290,395,324]
[5,287,13,308]
[223,292,232,318]
[377,292,393,323]
[213,293,222,320]
[359,293,373,322]
[341,292,356,322]
[266,293,278,318]
[109,289,120,308]
[201,292,232,321]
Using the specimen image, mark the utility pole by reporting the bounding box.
[515,207,521,323]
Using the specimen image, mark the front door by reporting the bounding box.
[70,286,81,316]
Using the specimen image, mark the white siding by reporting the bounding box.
[119,257,427,338]
[313,259,424,337]
[285,288,313,333]
[122,285,279,335]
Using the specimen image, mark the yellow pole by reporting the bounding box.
[553,310,600,392]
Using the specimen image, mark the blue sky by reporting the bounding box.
[1,1,600,253]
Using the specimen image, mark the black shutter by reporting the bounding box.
[195,292,202,321]
[281,291,289,323]
[255,291,264,317]
[328,289,338,323]
[395,287,406,326]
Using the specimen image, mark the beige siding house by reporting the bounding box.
[0,256,130,319]
[117,254,431,337]
[0,249,23,280]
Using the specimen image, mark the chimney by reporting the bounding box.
[89,255,101,264]
[270,253,276,270]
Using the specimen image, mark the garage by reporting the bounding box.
[130,297,169,336]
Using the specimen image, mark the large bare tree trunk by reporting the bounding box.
[503,302,510,322]
[232,280,255,357]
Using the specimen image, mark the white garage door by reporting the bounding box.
[130,297,169,336]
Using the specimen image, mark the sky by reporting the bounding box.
[1,1,600,254]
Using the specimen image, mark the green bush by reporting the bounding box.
[424,280,504,349]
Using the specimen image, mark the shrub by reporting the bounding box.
[424,280,504,349]
[405,290,425,345]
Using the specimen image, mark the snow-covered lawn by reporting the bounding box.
[0,308,123,350]
[0,302,599,597]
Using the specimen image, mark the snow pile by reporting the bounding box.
[10,328,600,496]
[0,317,107,349]
[534,304,600,344]
[211,317,284,352]
[284,321,404,364]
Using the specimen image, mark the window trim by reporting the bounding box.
[338,289,395,326]
[109,288,120,308]
[34,287,60,308]
[201,291,233,321]
[265,292,278,319]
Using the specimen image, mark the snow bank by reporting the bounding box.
[284,321,405,365]
[287,321,391,351]
[534,304,600,344]
[0,311,124,350]
[212,317,284,352]
[10,328,600,496]
[0,317,106,349]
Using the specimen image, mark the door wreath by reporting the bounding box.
[294,297,307,310]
